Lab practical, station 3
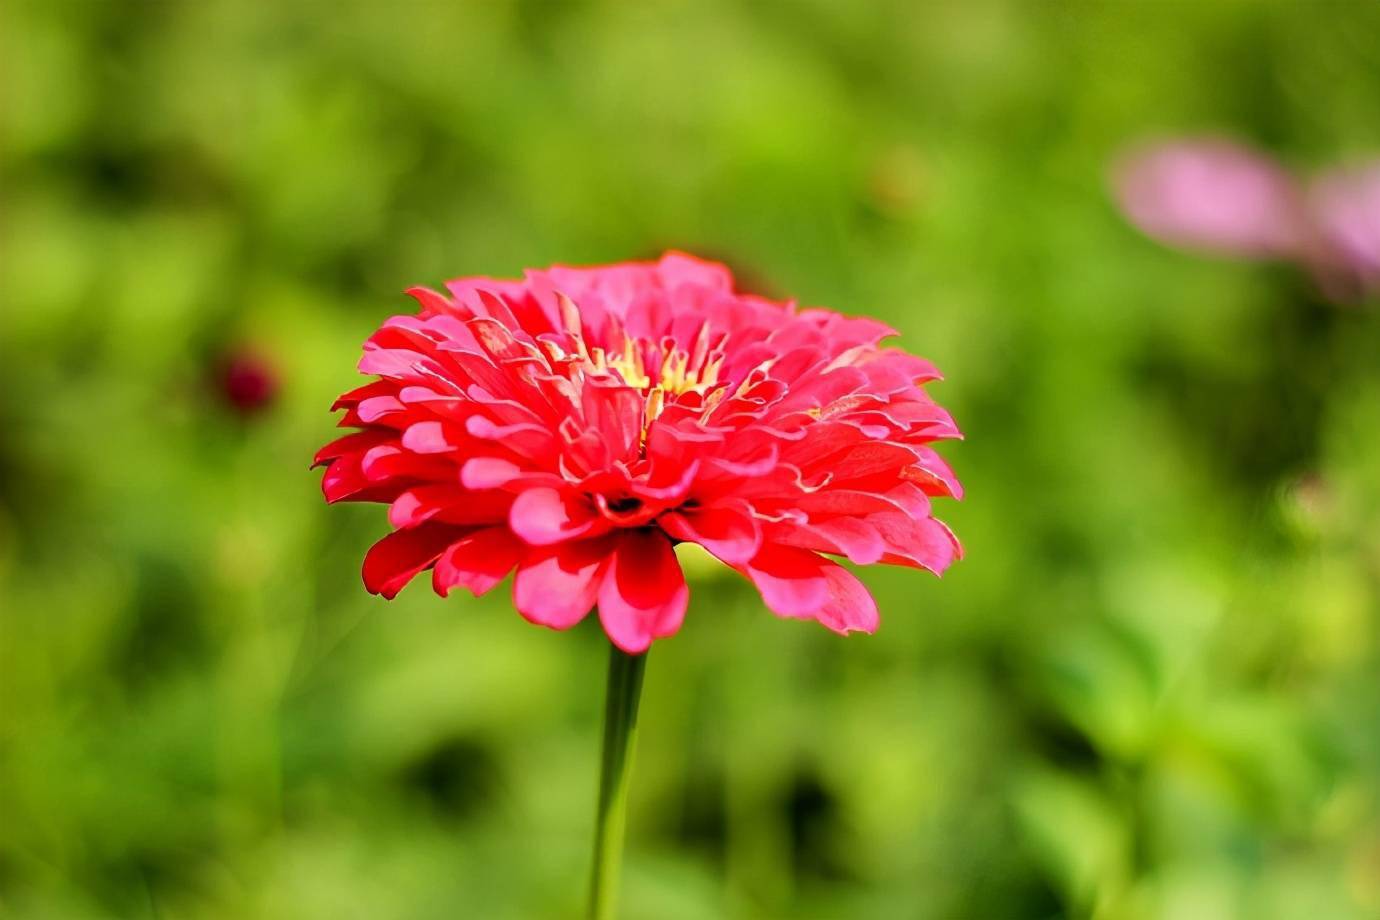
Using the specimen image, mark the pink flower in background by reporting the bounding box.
[315,253,962,652]
[1113,137,1380,302]
[1113,138,1305,258]
[1309,163,1380,301]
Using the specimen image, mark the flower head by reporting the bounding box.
[315,253,962,652]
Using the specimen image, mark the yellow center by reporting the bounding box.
[589,337,725,425]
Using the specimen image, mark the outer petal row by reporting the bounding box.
[735,544,879,636]
[364,525,689,654]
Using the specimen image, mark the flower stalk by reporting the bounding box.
[587,641,648,920]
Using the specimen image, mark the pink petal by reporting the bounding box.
[461,456,522,489]
[401,420,460,454]
[739,545,829,617]
[509,487,597,545]
[460,457,564,491]
[356,395,407,424]
[512,538,612,629]
[812,560,880,635]
[804,517,885,565]
[869,511,958,575]
[597,529,689,653]
[389,485,465,529]
[433,526,522,597]
[656,251,734,292]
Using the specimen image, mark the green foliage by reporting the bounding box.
[2,2,1379,918]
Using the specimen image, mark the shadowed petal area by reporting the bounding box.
[659,499,761,565]
[598,530,689,653]
[362,523,472,599]
[433,526,523,597]
[512,538,612,629]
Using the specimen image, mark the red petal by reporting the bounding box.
[313,429,389,467]
[362,524,471,599]
[902,447,964,499]
[597,530,688,653]
[331,381,395,412]
[581,383,645,461]
[357,347,444,382]
[387,485,507,529]
[433,527,522,597]
[359,444,455,483]
[405,285,456,316]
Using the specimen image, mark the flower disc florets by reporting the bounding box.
[315,253,962,652]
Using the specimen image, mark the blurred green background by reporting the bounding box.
[3,2,1379,918]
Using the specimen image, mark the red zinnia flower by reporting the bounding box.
[315,253,962,652]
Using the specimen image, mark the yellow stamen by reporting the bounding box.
[645,386,666,424]
[576,335,726,446]
[605,338,651,389]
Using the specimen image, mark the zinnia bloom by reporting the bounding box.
[315,253,962,653]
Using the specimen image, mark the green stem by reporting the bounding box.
[587,641,648,920]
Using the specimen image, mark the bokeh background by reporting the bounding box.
[3,2,1379,918]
